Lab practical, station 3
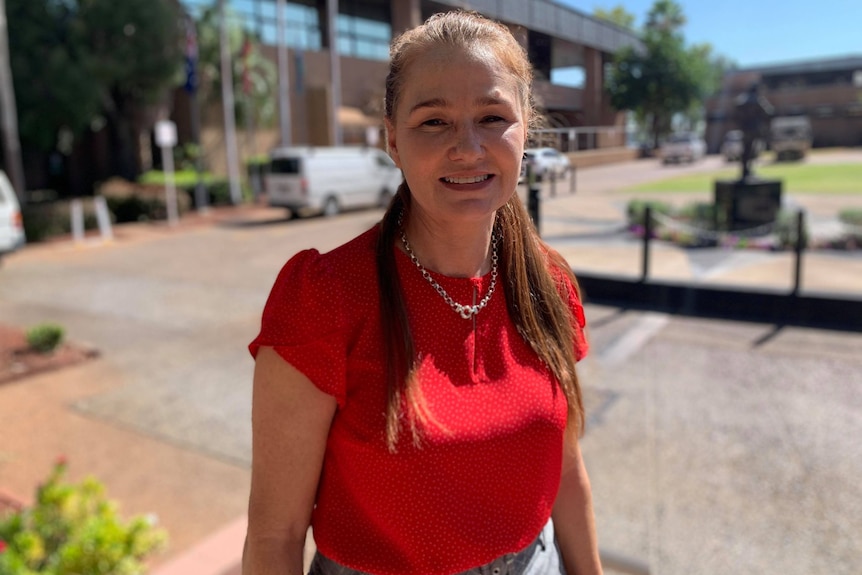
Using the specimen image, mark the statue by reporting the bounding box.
[714,82,782,231]
[733,82,774,181]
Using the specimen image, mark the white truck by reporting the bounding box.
[264,146,403,217]
[770,116,812,161]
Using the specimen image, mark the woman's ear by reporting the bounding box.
[385,118,401,168]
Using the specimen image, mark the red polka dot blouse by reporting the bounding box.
[249,225,588,575]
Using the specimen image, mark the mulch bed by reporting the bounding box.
[0,324,99,385]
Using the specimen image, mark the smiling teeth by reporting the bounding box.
[444,175,490,184]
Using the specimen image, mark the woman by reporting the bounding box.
[243,11,602,575]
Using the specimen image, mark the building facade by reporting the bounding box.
[705,55,862,153]
[177,0,641,168]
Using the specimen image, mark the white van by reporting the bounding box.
[0,170,26,261]
[265,146,403,217]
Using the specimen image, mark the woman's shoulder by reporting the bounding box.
[275,225,380,293]
[323,224,380,270]
[538,244,575,286]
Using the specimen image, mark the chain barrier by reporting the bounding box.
[840,221,862,235]
[649,211,778,241]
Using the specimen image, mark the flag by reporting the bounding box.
[241,36,253,96]
[184,20,199,94]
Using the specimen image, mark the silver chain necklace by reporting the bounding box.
[399,229,499,320]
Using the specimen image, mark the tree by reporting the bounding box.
[593,5,637,31]
[605,0,723,148]
[77,0,183,179]
[644,0,685,33]
[7,0,102,153]
[683,43,736,130]
[193,2,277,129]
[7,0,183,183]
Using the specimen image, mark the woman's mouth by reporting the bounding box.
[441,174,492,184]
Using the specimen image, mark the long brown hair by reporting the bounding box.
[377,11,584,450]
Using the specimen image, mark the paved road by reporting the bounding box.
[1,154,860,574]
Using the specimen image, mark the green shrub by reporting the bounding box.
[203,180,253,205]
[675,201,717,225]
[775,209,809,250]
[837,208,862,249]
[137,169,212,189]
[99,178,191,223]
[21,202,99,244]
[138,172,254,208]
[176,143,204,172]
[625,199,673,228]
[0,459,167,574]
[25,324,65,353]
[838,208,862,226]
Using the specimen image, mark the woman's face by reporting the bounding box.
[386,45,527,228]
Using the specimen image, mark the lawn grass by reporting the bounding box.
[626,162,862,195]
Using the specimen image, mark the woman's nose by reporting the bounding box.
[448,124,485,161]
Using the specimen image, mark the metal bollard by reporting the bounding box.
[641,205,652,282]
[792,209,805,295]
[526,162,540,231]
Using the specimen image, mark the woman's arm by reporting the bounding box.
[551,438,603,575]
[242,346,338,575]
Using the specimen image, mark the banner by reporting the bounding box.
[184,20,198,94]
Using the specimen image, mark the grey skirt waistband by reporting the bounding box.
[307,518,566,575]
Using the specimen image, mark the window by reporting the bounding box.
[179,1,322,52]
[337,14,390,61]
[270,157,301,174]
[376,153,395,168]
[550,66,585,89]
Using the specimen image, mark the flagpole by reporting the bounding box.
[326,0,342,146]
[219,0,243,205]
[241,34,258,199]
[276,0,291,146]
[185,16,208,212]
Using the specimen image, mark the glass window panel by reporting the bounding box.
[551,66,585,88]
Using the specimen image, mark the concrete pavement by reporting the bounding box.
[0,151,860,575]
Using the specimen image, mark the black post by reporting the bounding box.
[641,206,652,282]
[527,162,540,231]
[792,210,805,295]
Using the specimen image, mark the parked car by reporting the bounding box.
[0,170,26,262]
[660,132,707,164]
[770,116,812,161]
[721,130,765,162]
[265,146,403,217]
[524,147,570,180]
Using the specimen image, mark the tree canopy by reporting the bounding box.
[593,5,637,30]
[603,0,734,148]
[8,0,183,161]
[193,3,277,128]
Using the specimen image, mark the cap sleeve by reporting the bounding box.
[547,259,588,362]
[562,273,589,362]
[249,249,347,406]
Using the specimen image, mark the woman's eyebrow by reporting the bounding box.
[408,95,510,115]
[476,95,508,107]
[409,98,448,114]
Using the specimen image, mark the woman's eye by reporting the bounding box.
[421,118,445,127]
[482,115,506,124]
